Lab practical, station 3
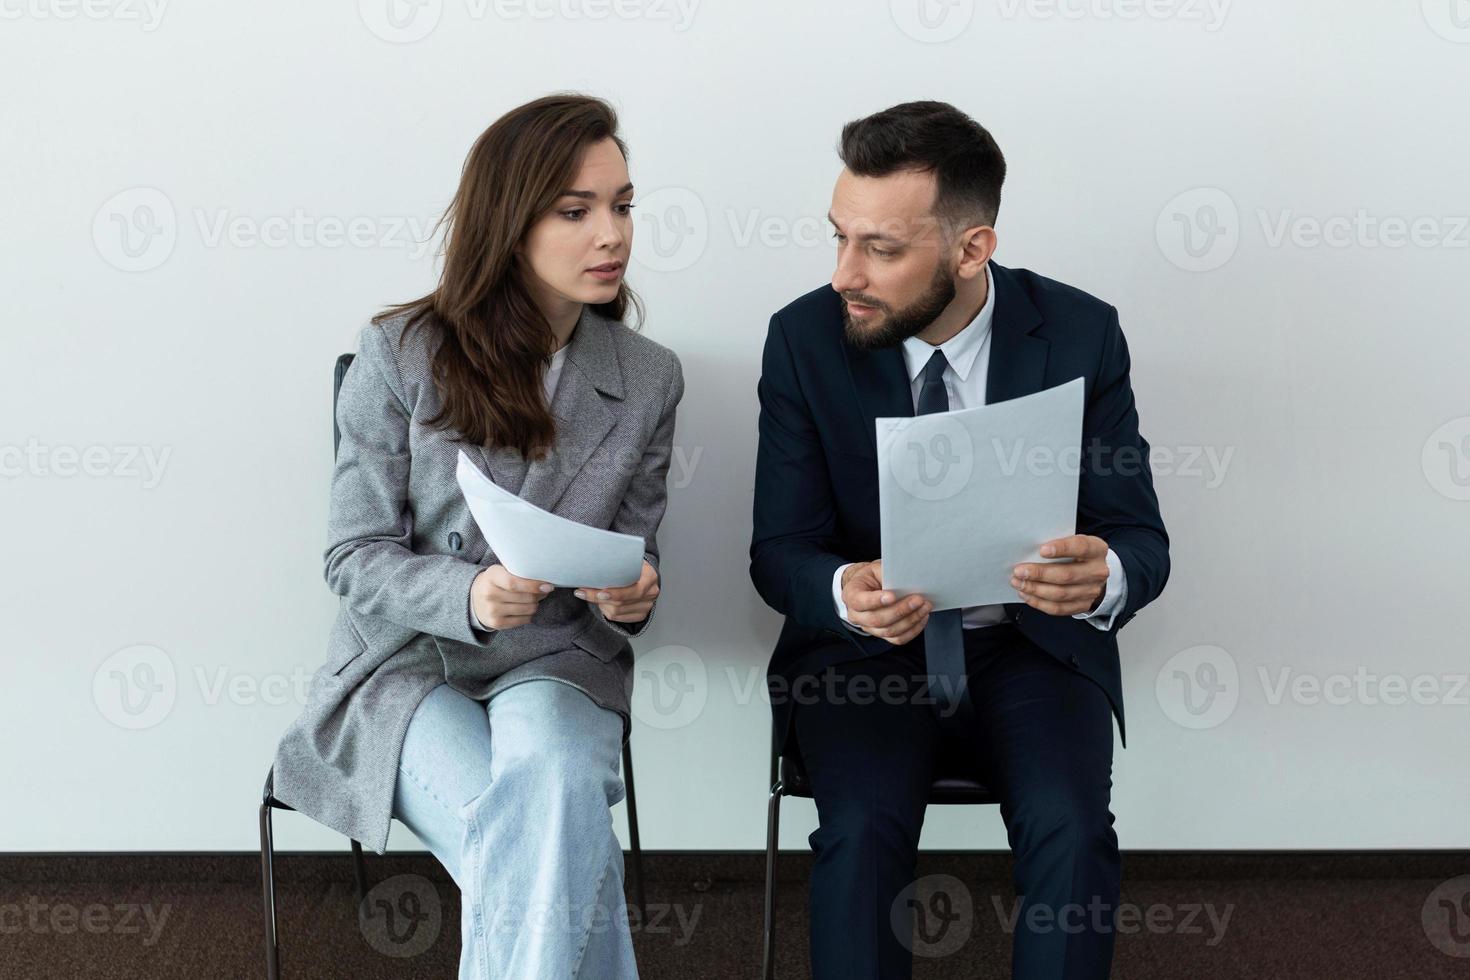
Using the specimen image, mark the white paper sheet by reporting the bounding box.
[454,449,646,588]
[877,376,1085,611]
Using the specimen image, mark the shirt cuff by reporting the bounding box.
[832,563,870,634]
[1074,547,1128,631]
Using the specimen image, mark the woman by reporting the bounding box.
[270,94,682,978]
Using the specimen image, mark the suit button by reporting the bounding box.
[1069,654,1081,668]
[448,532,463,551]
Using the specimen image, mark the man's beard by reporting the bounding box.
[841,262,956,351]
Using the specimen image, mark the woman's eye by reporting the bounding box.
[615,203,636,215]
[562,209,587,221]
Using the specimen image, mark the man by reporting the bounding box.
[749,101,1170,980]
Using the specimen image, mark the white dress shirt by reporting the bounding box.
[469,342,569,631]
[542,341,568,403]
[832,262,1128,633]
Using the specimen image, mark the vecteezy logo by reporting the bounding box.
[93,188,177,272]
[359,0,442,43]
[1423,876,1470,957]
[359,874,441,958]
[630,645,708,730]
[892,874,973,957]
[631,187,708,273]
[889,0,974,42]
[1155,644,1239,729]
[910,433,958,485]
[1156,187,1239,272]
[1422,0,1470,42]
[1422,417,1470,501]
[886,416,974,502]
[93,644,177,730]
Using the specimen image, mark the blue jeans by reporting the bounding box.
[391,679,639,979]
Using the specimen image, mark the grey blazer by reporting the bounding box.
[271,304,684,854]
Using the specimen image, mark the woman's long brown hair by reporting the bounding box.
[373,94,640,460]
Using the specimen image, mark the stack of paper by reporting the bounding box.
[877,377,1085,611]
[454,449,645,588]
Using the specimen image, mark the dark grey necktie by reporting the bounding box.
[916,350,975,734]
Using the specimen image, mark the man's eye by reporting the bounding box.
[831,232,846,242]
[872,248,895,258]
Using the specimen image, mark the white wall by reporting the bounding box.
[3,0,1466,852]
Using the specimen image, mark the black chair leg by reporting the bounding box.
[260,801,281,980]
[762,782,783,980]
[351,839,368,904]
[622,741,647,920]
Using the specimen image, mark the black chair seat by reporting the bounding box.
[929,777,997,805]
[777,745,998,805]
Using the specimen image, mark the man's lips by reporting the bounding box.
[845,299,880,315]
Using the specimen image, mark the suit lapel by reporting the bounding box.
[984,262,1048,405]
[517,357,616,512]
[983,263,1048,625]
[474,442,529,497]
[844,323,916,456]
[472,305,623,512]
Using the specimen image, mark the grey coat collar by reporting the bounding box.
[472,305,625,513]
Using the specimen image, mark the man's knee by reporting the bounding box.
[811,796,925,861]
[1005,794,1118,861]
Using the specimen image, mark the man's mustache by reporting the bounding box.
[841,293,887,311]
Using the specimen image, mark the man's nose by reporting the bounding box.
[832,251,863,294]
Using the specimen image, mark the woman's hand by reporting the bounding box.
[470,564,554,630]
[574,561,660,624]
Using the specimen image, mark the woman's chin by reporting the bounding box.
[574,280,624,304]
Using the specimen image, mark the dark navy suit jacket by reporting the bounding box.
[750,262,1170,753]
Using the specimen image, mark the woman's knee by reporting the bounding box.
[488,681,626,806]
[393,684,495,870]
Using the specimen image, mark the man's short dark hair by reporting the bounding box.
[838,100,1006,235]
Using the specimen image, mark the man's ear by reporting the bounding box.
[955,224,997,281]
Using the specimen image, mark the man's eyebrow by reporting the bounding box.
[561,182,636,200]
[826,212,905,245]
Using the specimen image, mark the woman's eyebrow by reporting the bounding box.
[561,182,635,200]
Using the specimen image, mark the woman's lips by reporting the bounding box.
[587,263,624,281]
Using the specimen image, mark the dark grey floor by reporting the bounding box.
[1,852,1466,978]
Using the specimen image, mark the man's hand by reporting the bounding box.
[471,564,554,630]
[841,559,931,645]
[1012,534,1110,616]
[575,560,660,624]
